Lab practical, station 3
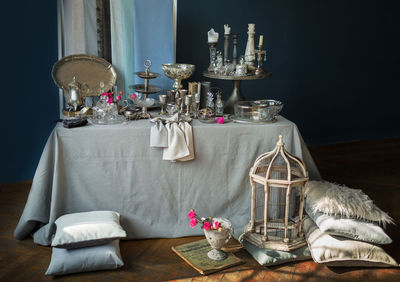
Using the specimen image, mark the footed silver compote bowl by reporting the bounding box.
[161,63,195,90]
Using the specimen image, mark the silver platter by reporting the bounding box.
[135,71,160,79]
[230,115,276,124]
[198,114,231,124]
[198,117,218,123]
[52,54,117,97]
[129,84,162,94]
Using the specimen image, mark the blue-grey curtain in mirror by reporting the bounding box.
[58,0,175,104]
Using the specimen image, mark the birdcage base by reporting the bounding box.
[242,222,306,252]
[241,231,306,252]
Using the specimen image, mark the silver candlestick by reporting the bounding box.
[158,94,167,115]
[185,95,192,117]
[224,34,230,63]
[232,33,239,66]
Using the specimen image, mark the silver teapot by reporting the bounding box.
[64,76,84,111]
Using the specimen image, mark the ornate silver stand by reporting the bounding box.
[130,60,161,119]
[203,71,272,114]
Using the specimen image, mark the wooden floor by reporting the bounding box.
[0,138,399,281]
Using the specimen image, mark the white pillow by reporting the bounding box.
[46,240,124,275]
[305,180,394,226]
[51,211,126,249]
[303,217,398,267]
[305,205,392,245]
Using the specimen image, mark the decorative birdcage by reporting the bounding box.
[242,135,309,251]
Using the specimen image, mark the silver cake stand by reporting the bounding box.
[203,71,272,114]
[129,60,162,119]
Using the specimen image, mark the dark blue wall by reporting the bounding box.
[177,0,400,145]
[1,0,399,184]
[0,0,59,184]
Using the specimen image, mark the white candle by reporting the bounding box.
[224,24,231,35]
[259,35,263,46]
[208,28,219,43]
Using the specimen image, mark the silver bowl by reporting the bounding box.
[161,63,195,89]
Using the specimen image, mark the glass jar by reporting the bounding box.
[215,93,224,116]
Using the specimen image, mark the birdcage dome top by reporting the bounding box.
[250,135,308,183]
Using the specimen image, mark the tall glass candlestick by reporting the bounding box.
[245,23,256,70]
[208,42,218,72]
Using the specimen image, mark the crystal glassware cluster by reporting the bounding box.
[90,99,124,124]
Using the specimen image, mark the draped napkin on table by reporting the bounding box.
[150,114,195,162]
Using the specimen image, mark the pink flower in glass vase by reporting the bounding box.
[212,220,220,230]
[203,221,211,230]
[189,218,198,228]
[116,95,121,101]
[187,210,196,219]
[131,93,137,99]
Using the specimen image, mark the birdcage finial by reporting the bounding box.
[277,135,284,146]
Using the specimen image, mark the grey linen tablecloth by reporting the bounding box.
[14,116,320,246]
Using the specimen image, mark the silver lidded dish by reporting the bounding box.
[161,63,195,90]
[233,100,283,123]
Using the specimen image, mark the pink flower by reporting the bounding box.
[189,218,198,228]
[101,92,108,97]
[187,210,196,219]
[217,117,224,124]
[212,221,220,230]
[131,93,137,99]
[203,221,211,230]
[107,97,113,104]
[116,95,121,101]
[119,90,124,95]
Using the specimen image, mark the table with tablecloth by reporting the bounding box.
[14,116,320,245]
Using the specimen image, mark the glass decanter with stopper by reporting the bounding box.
[215,93,224,116]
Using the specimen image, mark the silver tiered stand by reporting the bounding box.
[203,71,271,114]
[130,60,162,119]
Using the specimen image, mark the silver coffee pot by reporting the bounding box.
[65,76,83,111]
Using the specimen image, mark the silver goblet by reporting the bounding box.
[185,95,192,117]
[158,94,167,115]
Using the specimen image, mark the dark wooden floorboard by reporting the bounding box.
[0,139,399,281]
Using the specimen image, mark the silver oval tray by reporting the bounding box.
[52,54,117,97]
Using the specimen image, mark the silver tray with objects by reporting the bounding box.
[52,54,117,97]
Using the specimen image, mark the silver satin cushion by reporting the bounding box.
[51,211,126,249]
[150,121,168,147]
[45,240,124,275]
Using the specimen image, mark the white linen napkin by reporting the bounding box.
[177,122,195,162]
[150,121,168,148]
[162,122,190,161]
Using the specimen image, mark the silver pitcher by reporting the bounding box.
[65,76,83,111]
